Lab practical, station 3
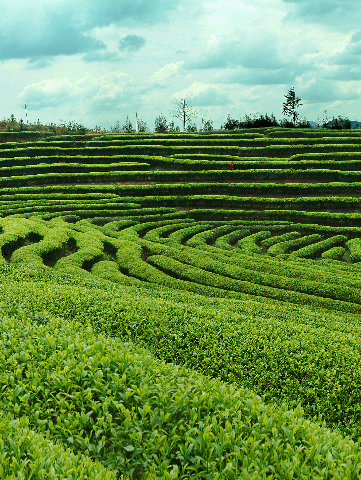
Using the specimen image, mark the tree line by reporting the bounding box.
[114,98,212,133]
[123,88,352,133]
[223,87,352,130]
[3,87,354,134]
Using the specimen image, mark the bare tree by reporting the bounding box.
[21,101,29,124]
[170,98,197,132]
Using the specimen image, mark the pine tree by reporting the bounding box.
[282,87,303,126]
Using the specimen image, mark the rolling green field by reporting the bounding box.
[2,127,361,478]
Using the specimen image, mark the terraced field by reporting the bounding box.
[3,127,361,478]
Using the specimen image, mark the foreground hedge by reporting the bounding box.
[0,413,116,479]
[1,311,361,479]
[0,271,361,441]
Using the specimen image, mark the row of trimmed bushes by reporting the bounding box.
[4,192,361,214]
[5,216,361,444]
[3,200,361,233]
[3,130,361,148]
[3,202,361,229]
[142,236,361,306]
[2,143,361,159]
[0,154,157,168]
[104,225,361,314]
[5,154,361,173]
[288,235,347,259]
[171,154,361,170]
[3,166,361,183]
[267,128,361,138]
[3,172,361,197]
[0,183,360,202]
[0,162,150,176]
[178,227,361,287]
[29,136,361,148]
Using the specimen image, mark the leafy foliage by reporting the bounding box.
[326,115,352,130]
[240,112,279,128]
[282,87,303,126]
[1,302,361,478]
[200,119,214,132]
[1,127,361,477]
[122,116,135,133]
[48,120,87,135]
[154,114,168,133]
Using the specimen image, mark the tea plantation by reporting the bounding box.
[3,127,361,478]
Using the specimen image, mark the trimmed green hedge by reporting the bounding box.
[4,193,361,218]
[0,131,54,142]
[1,258,361,441]
[260,231,301,248]
[1,312,360,478]
[322,246,346,261]
[267,234,323,256]
[1,181,361,200]
[346,238,361,262]
[143,238,361,310]
[0,413,116,479]
[3,143,361,160]
[289,235,347,259]
[214,229,251,249]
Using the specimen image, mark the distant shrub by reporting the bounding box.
[186,122,197,133]
[49,120,87,135]
[154,114,168,133]
[223,112,279,130]
[280,118,296,128]
[137,118,149,133]
[222,114,241,130]
[326,115,352,130]
[201,119,214,132]
[168,121,180,133]
[296,117,312,128]
[239,112,279,128]
[122,116,135,133]
[110,120,122,133]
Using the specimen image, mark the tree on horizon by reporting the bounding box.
[170,98,197,132]
[282,87,303,126]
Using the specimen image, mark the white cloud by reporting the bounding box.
[149,62,184,86]
[17,72,133,110]
[172,82,230,106]
[282,0,361,31]
[186,31,288,70]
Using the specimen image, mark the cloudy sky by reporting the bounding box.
[1,0,361,130]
